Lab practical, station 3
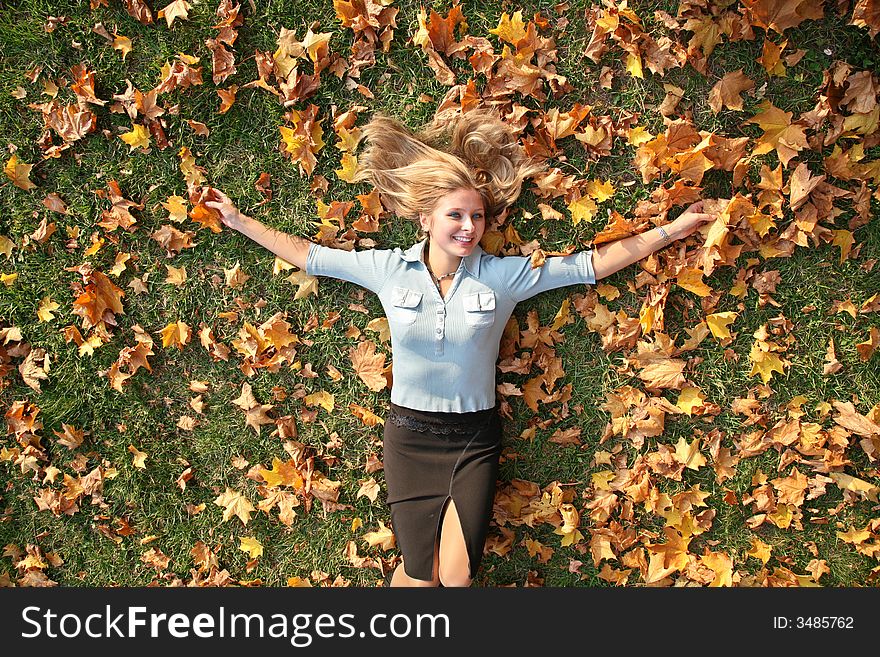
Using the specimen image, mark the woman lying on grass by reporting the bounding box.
[206,108,714,587]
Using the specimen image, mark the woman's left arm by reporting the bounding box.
[590,201,716,281]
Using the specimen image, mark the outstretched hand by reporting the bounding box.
[204,190,246,232]
[667,201,716,241]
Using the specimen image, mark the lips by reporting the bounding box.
[453,236,473,243]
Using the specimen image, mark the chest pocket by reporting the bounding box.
[387,286,423,325]
[462,291,496,328]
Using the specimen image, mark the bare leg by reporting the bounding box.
[437,500,472,587]
[389,546,440,587]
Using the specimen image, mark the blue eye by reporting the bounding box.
[449,212,460,218]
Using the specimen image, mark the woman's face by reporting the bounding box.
[419,188,485,263]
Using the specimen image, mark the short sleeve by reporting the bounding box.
[496,250,595,303]
[305,243,393,294]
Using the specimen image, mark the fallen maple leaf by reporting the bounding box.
[239,536,263,559]
[119,124,150,152]
[362,520,396,550]
[349,340,387,391]
[5,154,36,190]
[708,69,755,113]
[128,444,147,469]
[214,487,256,524]
[159,0,191,28]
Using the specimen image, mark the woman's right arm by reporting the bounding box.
[205,192,312,270]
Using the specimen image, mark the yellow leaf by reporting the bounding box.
[748,211,776,237]
[676,267,712,297]
[287,576,312,587]
[259,457,303,489]
[178,147,206,187]
[128,444,148,469]
[273,256,297,276]
[113,34,132,60]
[301,29,332,63]
[286,269,318,299]
[239,536,263,559]
[550,298,572,331]
[159,321,191,349]
[304,390,335,413]
[584,179,615,202]
[163,265,186,287]
[595,282,620,301]
[37,296,60,322]
[488,10,527,44]
[748,343,786,383]
[829,472,880,502]
[625,52,643,78]
[747,536,772,564]
[365,317,391,342]
[0,235,14,258]
[5,154,36,190]
[335,152,358,183]
[627,126,654,146]
[591,470,615,491]
[706,311,737,340]
[161,195,188,222]
[831,230,854,264]
[676,386,706,415]
[567,195,598,225]
[674,437,707,470]
[700,550,734,587]
[1,272,18,287]
[362,520,396,550]
[120,124,150,151]
[214,487,255,525]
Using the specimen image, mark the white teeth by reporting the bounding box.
[453,236,472,242]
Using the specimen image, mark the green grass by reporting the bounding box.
[1,1,879,588]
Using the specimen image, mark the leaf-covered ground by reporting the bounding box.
[1,0,879,587]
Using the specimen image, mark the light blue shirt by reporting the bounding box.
[306,239,595,412]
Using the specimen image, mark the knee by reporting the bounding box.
[438,566,472,588]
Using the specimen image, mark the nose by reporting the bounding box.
[461,216,474,231]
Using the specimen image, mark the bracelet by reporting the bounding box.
[656,225,671,246]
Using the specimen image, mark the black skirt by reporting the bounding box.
[383,402,502,582]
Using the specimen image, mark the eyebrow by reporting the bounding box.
[446,207,483,212]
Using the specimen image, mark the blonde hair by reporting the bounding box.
[356,109,543,221]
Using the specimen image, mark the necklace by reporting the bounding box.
[430,269,457,282]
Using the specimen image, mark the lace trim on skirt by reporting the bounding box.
[387,403,496,436]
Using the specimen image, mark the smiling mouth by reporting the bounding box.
[453,236,474,243]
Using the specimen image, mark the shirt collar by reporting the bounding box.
[400,239,483,277]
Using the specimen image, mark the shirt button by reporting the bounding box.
[436,328,442,335]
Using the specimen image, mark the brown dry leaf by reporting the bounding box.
[856,327,879,361]
[231,382,276,436]
[356,477,380,503]
[708,70,755,113]
[123,0,153,24]
[159,1,192,28]
[822,338,843,375]
[217,85,238,113]
[349,340,387,391]
[741,0,824,34]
